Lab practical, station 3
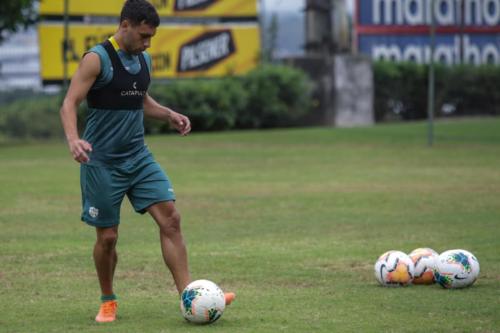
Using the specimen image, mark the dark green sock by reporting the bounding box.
[100,294,117,302]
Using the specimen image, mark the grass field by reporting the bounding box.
[1,118,499,333]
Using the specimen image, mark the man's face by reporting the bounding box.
[122,20,156,54]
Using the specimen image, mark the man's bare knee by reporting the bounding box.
[159,211,182,238]
[96,228,118,251]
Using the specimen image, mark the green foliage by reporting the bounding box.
[0,94,63,139]
[374,61,500,121]
[0,89,46,106]
[444,65,500,116]
[238,64,312,128]
[262,13,279,63]
[148,65,311,132]
[0,65,311,140]
[0,0,38,43]
[373,61,428,121]
[149,77,248,132]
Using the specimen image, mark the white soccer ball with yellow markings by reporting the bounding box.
[374,250,415,287]
[409,248,438,285]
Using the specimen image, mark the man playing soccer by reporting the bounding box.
[59,0,234,323]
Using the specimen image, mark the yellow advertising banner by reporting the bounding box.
[38,24,261,80]
[39,0,257,17]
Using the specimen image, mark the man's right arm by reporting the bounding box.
[59,52,100,163]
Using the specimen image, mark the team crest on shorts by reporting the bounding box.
[89,207,99,218]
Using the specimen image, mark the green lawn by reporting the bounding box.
[1,118,499,332]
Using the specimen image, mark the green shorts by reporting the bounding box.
[80,154,175,228]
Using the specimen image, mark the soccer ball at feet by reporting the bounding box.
[374,250,415,287]
[180,279,225,324]
[434,249,480,289]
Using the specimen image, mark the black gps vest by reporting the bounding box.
[86,40,150,110]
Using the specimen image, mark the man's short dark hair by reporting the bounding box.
[120,0,160,27]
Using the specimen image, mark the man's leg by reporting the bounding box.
[94,226,119,322]
[147,201,191,294]
[147,201,235,305]
[94,226,119,295]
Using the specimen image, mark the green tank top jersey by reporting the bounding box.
[83,44,153,166]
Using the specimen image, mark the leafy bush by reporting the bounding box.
[148,76,248,132]
[149,65,312,132]
[0,64,313,139]
[444,65,500,116]
[0,95,63,139]
[374,61,500,121]
[239,64,312,128]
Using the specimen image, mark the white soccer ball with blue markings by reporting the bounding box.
[434,249,480,289]
[180,279,225,324]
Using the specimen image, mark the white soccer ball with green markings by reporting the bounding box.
[434,249,480,289]
[180,279,225,324]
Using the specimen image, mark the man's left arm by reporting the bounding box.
[143,93,191,136]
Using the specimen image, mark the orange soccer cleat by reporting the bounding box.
[224,292,236,306]
[95,300,118,323]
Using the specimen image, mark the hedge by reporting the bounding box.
[0,64,312,139]
[374,62,500,121]
[2,62,498,140]
[0,95,64,139]
[148,64,312,133]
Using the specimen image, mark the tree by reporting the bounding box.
[0,0,38,43]
[263,13,279,63]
